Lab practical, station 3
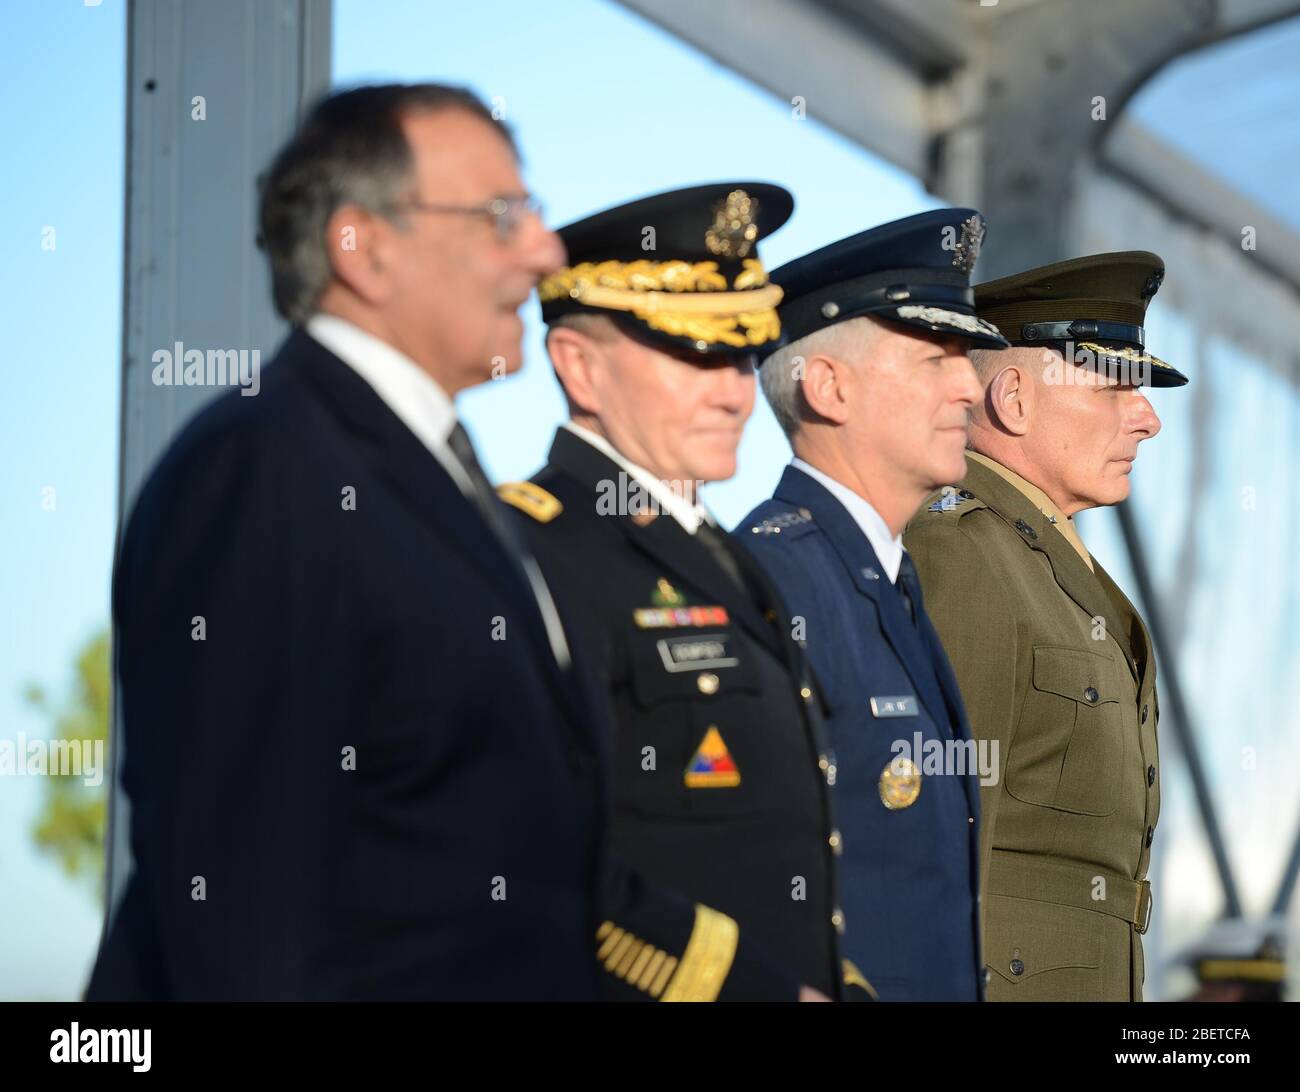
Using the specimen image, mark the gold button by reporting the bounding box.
[697,672,720,695]
[829,830,842,854]
[818,755,829,771]
[800,686,812,700]
[832,909,845,934]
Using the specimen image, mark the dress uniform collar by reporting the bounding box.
[956,454,1137,672]
[966,451,1093,571]
[789,457,904,583]
[561,422,713,535]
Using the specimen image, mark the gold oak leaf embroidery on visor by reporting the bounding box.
[538,259,784,348]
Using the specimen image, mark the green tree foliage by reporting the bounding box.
[24,628,110,897]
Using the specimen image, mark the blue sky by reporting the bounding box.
[2,0,1296,1000]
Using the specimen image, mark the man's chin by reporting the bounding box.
[483,349,523,381]
[688,456,738,486]
[933,450,970,489]
[1084,474,1131,508]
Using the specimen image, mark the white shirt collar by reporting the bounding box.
[305,313,473,496]
[790,457,905,583]
[562,422,713,534]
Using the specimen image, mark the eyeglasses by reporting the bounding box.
[392,194,544,242]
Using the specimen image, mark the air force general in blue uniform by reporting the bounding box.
[736,211,1011,1000]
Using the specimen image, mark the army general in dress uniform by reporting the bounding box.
[736,210,1008,1000]
[905,252,1188,1001]
[498,184,852,1001]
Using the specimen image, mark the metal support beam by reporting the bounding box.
[1114,497,1243,919]
[102,0,332,939]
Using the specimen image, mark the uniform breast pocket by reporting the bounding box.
[620,629,763,819]
[1007,645,1123,817]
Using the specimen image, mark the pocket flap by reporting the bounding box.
[627,630,759,707]
[985,894,1104,986]
[1032,645,1119,705]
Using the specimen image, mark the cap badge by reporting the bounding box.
[950,214,986,274]
[705,189,760,259]
[1141,267,1165,300]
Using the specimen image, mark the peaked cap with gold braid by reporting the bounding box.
[539,182,794,357]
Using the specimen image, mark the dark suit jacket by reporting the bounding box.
[738,465,983,1001]
[87,329,759,1000]
[502,430,846,999]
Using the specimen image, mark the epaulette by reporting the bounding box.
[746,507,816,538]
[496,481,563,524]
[925,487,982,515]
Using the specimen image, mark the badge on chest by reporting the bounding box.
[656,633,738,673]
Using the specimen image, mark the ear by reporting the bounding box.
[798,352,852,426]
[546,325,606,416]
[324,203,396,307]
[985,360,1034,437]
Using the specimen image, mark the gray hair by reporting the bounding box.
[257,83,515,325]
[760,316,883,438]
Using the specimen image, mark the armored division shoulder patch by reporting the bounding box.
[497,481,562,523]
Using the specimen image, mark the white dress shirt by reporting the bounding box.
[305,314,475,497]
[562,421,716,535]
[791,457,906,583]
[305,313,570,668]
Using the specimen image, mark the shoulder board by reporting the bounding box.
[496,481,563,524]
[924,487,986,516]
[744,506,816,539]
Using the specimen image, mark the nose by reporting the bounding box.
[713,357,756,413]
[950,352,982,407]
[519,215,566,278]
[1128,389,1161,441]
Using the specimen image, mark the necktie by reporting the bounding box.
[447,421,517,548]
[896,550,921,628]
[695,519,746,592]
[446,421,571,669]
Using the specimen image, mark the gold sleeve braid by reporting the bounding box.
[596,904,739,1002]
[842,958,879,1000]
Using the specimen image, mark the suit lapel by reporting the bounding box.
[545,429,781,658]
[285,333,584,715]
[774,465,950,727]
[960,456,1135,671]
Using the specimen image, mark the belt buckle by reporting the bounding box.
[1135,880,1153,935]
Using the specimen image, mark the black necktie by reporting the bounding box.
[897,551,921,628]
[446,421,571,668]
[447,421,517,548]
[695,519,746,592]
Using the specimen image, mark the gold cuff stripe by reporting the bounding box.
[842,958,879,1000]
[594,910,737,1001]
[595,921,680,998]
[648,955,679,998]
[660,904,739,1003]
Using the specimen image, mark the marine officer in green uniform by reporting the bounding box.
[904,252,1189,1001]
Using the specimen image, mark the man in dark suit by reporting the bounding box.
[498,185,856,1001]
[88,85,779,1000]
[735,211,1010,1000]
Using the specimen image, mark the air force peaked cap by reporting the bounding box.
[764,208,1009,361]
